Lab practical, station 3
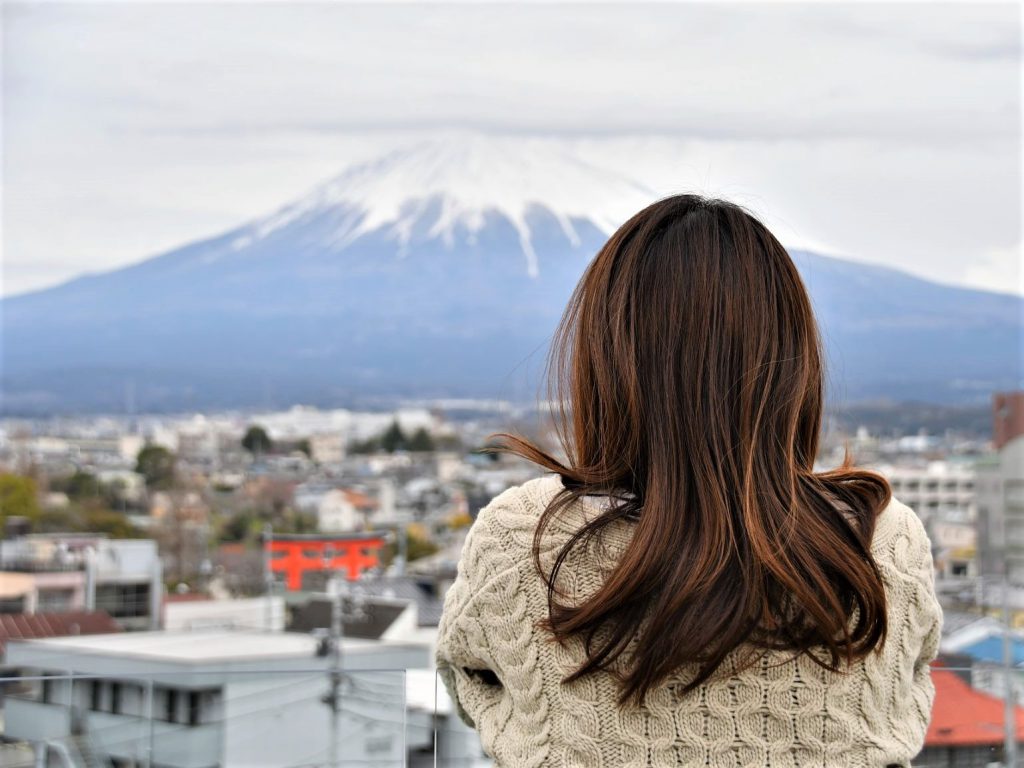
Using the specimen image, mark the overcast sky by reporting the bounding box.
[3,2,1020,297]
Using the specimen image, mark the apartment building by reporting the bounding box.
[978,392,1024,581]
[0,535,162,631]
[5,629,431,768]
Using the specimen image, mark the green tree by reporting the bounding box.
[36,506,80,533]
[54,470,101,501]
[379,420,407,453]
[82,508,141,539]
[219,511,258,544]
[380,525,439,566]
[349,437,380,454]
[242,425,273,456]
[0,473,41,526]
[135,445,176,490]
[406,531,440,561]
[407,428,435,452]
[434,433,463,451]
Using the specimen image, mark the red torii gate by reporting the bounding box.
[265,533,389,591]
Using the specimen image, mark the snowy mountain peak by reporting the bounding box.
[233,134,660,277]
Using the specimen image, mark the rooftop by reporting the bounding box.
[928,666,1024,746]
[8,628,388,663]
[0,611,120,656]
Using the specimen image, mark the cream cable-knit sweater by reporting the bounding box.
[435,474,942,767]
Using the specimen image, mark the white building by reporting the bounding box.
[317,489,376,532]
[162,596,286,632]
[875,460,978,580]
[5,629,431,768]
[309,432,346,464]
[0,535,162,631]
[978,436,1024,581]
[878,460,976,524]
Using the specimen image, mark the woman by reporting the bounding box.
[435,195,941,767]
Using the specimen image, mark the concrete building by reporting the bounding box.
[978,392,1024,580]
[994,392,1024,451]
[162,596,286,633]
[309,433,346,465]
[0,535,162,631]
[5,629,431,768]
[0,570,87,615]
[881,461,976,524]
[875,460,978,580]
[296,486,379,533]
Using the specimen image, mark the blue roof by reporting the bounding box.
[961,636,1024,667]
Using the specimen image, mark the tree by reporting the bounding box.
[136,445,176,490]
[242,425,273,457]
[380,524,439,566]
[408,427,435,452]
[0,473,41,526]
[54,470,102,501]
[83,508,141,539]
[379,420,407,453]
[218,510,260,544]
[349,436,380,454]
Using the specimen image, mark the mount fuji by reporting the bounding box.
[2,135,1020,413]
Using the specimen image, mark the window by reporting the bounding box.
[37,588,75,612]
[188,690,201,726]
[90,680,102,711]
[111,682,123,715]
[41,677,54,704]
[0,597,26,613]
[165,688,179,723]
[95,583,150,619]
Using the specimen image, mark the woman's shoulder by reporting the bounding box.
[869,495,934,581]
[469,473,614,556]
[473,473,568,536]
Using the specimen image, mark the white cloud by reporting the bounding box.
[2,2,1019,296]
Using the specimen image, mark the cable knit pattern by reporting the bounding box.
[435,474,942,767]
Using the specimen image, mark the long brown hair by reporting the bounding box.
[495,195,890,706]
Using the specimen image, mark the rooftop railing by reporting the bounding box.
[0,666,488,768]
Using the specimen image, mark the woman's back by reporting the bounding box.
[436,474,941,767]
[435,195,942,765]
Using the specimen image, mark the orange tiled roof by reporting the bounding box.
[927,665,1024,747]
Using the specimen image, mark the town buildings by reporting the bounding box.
[0,535,162,631]
[4,629,430,767]
[978,392,1024,581]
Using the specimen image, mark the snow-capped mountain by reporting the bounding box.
[228,135,657,277]
[1,135,1020,413]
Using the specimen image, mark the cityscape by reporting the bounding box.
[0,392,1019,765]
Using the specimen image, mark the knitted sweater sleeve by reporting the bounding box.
[866,501,943,762]
[435,494,523,730]
[904,508,943,737]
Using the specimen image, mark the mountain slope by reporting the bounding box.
[2,137,1020,413]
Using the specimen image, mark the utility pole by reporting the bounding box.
[327,569,343,768]
[1006,572,1018,768]
[262,524,274,631]
[396,522,408,577]
[321,547,365,768]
